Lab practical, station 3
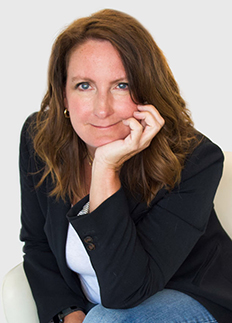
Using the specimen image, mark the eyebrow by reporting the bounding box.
[71,76,128,84]
[71,76,93,83]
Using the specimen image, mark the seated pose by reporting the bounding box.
[19,8,232,323]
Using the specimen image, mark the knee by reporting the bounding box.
[84,305,107,323]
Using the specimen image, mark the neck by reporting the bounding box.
[86,145,96,166]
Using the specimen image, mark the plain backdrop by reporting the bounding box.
[1,0,231,321]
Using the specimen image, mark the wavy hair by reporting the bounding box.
[32,9,199,204]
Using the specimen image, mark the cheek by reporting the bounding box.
[67,101,87,130]
[118,99,138,118]
[69,111,87,133]
[68,96,90,119]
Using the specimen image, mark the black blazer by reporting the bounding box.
[19,114,232,323]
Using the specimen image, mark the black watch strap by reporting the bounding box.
[58,306,80,322]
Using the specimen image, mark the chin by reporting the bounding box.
[88,135,125,149]
[82,128,131,149]
[92,138,118,147]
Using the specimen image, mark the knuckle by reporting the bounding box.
[160,117,165,126]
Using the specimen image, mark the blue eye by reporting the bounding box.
[76,82,90,90]
[117,83,129,90]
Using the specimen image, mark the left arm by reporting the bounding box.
[67,140,223,309]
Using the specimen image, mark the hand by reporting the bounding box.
[94,104,165,170]
[64,310,86,323]
[89,104,164,212]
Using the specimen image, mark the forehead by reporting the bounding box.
[67,39,126,78]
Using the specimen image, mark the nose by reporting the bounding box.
[93,91,113,119]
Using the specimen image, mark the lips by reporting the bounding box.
[91,121,121,128]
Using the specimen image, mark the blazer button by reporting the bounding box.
[84,236,95,251]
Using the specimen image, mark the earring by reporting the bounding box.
[64,108,70,118]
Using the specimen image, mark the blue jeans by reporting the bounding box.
[83,289,217,322]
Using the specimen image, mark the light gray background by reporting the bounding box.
[1,0,231,321]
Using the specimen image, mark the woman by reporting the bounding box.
[20,9,232,323]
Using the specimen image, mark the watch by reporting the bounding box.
[57,306,80,322]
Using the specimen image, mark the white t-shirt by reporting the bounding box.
[66,222,101,304]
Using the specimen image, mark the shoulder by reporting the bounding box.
[182,133,224,182]
[20,112,38,140]
[192,133,223,160]
[20,112,38,152]
[19,112,42,170]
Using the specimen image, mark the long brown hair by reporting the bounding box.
[32,9,199,204]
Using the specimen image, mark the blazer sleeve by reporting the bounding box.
[67,137,224,309]
[19,115,86,323]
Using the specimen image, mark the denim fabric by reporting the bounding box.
[83,289,217,323]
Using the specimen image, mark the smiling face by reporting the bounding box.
[64,39,138,155]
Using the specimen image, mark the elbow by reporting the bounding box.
[100,281,162,309]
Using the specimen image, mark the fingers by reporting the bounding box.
[121,104,164,154]
[132,104,165,148]
[134,105,165,128]
[122,117,144,149]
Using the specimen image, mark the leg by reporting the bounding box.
[83,289,217,323]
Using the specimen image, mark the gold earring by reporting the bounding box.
[64,108,70,118]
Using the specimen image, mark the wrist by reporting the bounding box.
[63,311,85,323]
[92,156,120,172]
[89,162,121,212]
[93,146,124,172]
[57,307,84,322]
[92,158,121,187]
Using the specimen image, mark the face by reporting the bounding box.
[64,39,138,155]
